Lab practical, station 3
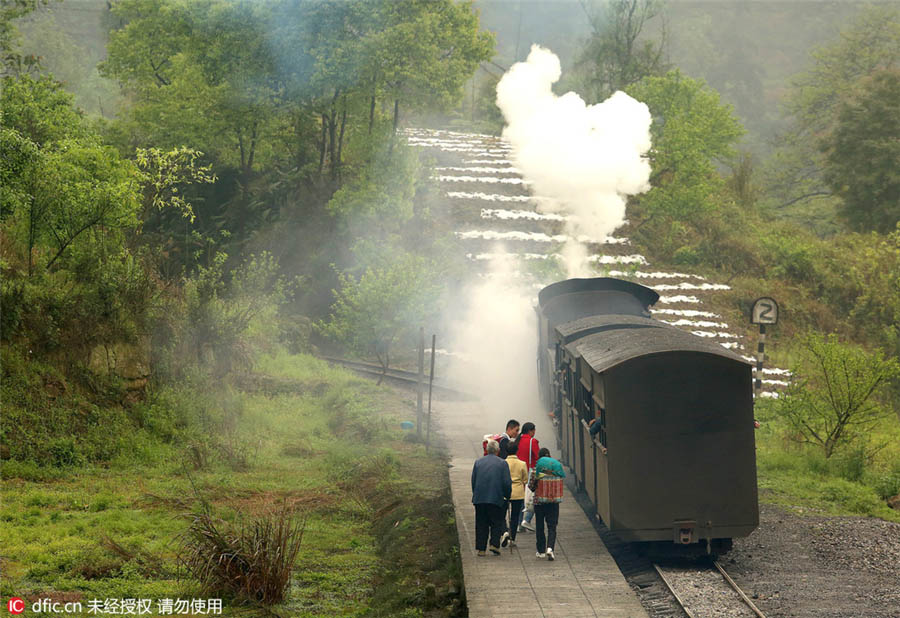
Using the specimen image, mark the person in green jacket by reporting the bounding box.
[533,447,565,561]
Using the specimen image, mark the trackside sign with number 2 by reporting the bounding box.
[751,297,779,325]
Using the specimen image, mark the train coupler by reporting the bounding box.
[673,520,696,544]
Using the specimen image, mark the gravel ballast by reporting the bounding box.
[725,502,900,618]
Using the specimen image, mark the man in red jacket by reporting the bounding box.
[515,422,539,531]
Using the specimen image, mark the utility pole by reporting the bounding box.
[426,334,436,452]
[417,326,424,438]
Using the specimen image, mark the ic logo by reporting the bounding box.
[7,598,25,614]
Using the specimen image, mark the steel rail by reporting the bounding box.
[654,562,768,618]
[652,564,697,618]
[320,356,474,399]
[714,560,768,618]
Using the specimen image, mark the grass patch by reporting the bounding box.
[754,404,900,522]
[1,351,464,616]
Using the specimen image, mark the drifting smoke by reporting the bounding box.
[445,251,545,428]
[496,45,653,277]
[443,47,653,431]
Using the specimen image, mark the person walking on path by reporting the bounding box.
[505,450,528,548]
[515,422,540,531]
[498,419,520,458]
[533,447,565,561]
[515,422,540,468]
[471,439,512,556]
[482,419,520,459]
[491,419,521,546]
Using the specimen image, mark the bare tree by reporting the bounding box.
[577,0,669,101]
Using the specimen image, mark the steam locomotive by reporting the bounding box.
[536,277,758,555]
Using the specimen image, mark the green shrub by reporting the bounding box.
[761,231,821,283]
[48,437,86,467]
[820,478,884,516]
[672,245,702,266]
[0,459,67,481]
[870,461,900,500]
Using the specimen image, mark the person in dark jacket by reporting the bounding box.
[498,419,520,459]
[471,439,512,556]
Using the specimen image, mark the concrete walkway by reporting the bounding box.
[438,400,648,618]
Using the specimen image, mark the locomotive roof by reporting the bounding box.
[538,278,659,310]
[555,314,662,344]
[566,321,751,373]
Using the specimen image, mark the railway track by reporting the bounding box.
[567,474,767,618]
[320,356,474,399]
[654,561,767,618]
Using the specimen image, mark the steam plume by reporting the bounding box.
[496,45,653,277]
[446,252,544,428]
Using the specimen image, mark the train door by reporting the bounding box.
[579,370,596,506]
[594,376,611,525]
[574,364,586,490]
[564,360,576,474]
[553,344,563,418]
[559,374,569,467]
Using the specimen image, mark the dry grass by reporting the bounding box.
[101,536,167,577]
[137,492,194,511]
[178,506,306,605]
[218,489,336,518]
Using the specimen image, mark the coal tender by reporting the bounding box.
[536,277,758,555]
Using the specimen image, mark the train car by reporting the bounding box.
[536,277,758,555]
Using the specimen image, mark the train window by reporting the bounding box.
[580,384,592,424]
[598,406,607,447]
[594,375,605,409]
[575,367,584,412]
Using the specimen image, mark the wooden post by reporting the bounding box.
[750,297,778,404]
[426,334,436,452]
[417,327,424,438]
[755,324,766,401]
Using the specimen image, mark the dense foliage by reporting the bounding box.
[822,69,900,234]
[0,0,491,471]
[764,4,900,227]
[1,0,897,526]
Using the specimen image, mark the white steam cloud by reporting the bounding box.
[496,45,653,277]
[445,252,544,430]
[442,47,653,437]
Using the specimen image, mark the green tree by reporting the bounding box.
[776,333,899,458]
[1,73,212,277]
[318,255,439,380]
[172,251,287,376]
[135,146,216,224]
[1,75,141,274]
[626,70,744,222]
[372,0,494,136]
[103,0,282,179]
[765,4,900,219]
[848,224,900,360]
[101,0,493,277]
[32,137,141,271]
[1,0,50,75]
[0,72,85,146]
[821,69,900,234]
[576,0,669,102]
